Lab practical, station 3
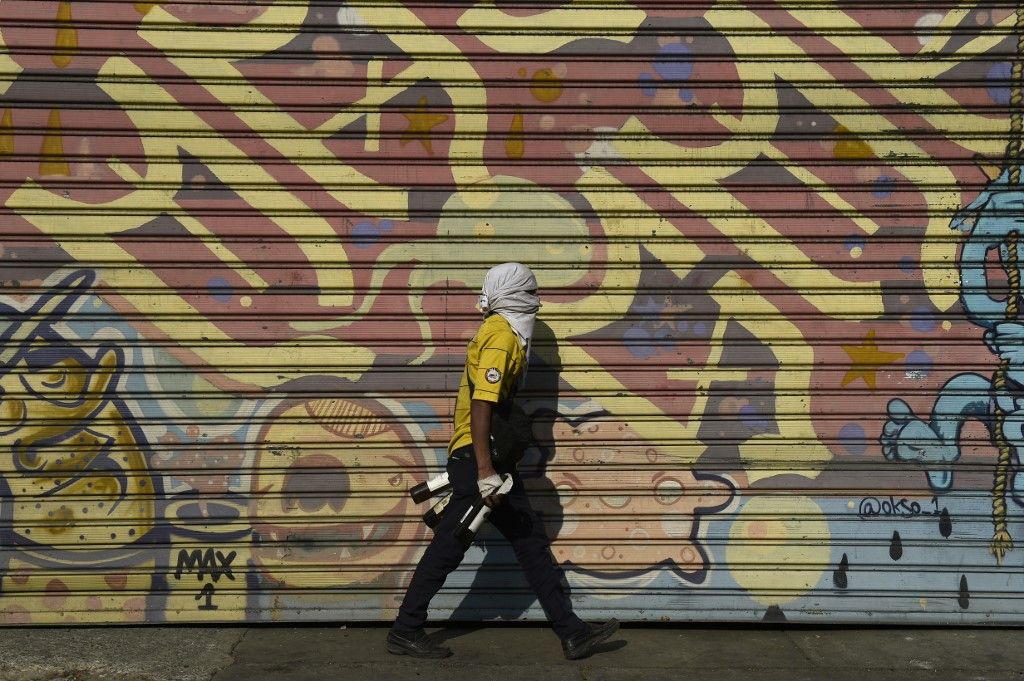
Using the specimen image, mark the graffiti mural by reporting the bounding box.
[0,270,165,622]
[0,1,1020,622]
[883,167,1024,557]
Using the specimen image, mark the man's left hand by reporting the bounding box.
[478,473,506,507]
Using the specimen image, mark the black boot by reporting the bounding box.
[385,628,453,659]
[561,619,620,660]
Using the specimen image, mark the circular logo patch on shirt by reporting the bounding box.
[485,367,502,384]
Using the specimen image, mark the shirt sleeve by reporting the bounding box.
[471,328,518,403]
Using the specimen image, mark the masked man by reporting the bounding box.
[387,262,619,660]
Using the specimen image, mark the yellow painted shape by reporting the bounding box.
[100,59,351,307]
[0,556,156,624]
[189,376,243,418]
[367,174,593,362]
[616,114,885,240]
[626,5,964,312]
[527,172,706,463]
[152,2,489,215]
[774,3,1016,156]
[169,337,374,371]
[614,115,777,164]
[102,159,265,293]
[619,153,883,316]
[52,1,77,68]
[527,173,735,463]
[726,495,831,606]
[833,125,874,159]
[39,110,69,176]
[0,108,13,155]
[140,2,416,258]
[435,175,591,277]
[107,154,347,310]
[363,59,383,153]
[144,49,410,217]
[778,2,1007,69]
[552,343,702,455]
[916,4,972,54]
[400,96,448,154]
[0,24,23,96]
[457,0,645,53]
[506,110,524,159]
[131,251,375,384]
[669,271,830,482]
[11,209,374,392]
[353,169,659,368]
[334,3,493,198]
[139,1,308,54]
[841,329,905,391]
[541,167,652,333]
[530,69,563,103]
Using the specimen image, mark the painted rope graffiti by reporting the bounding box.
[0,1,1021,622]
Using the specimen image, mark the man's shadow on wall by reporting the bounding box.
[448,320,572,625]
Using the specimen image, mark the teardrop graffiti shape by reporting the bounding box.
[505,109,525,159]
[832,553,849,589]
[939,508,952,538]
[52,1,78,68]
[0,109,13,156]
[39,110,70,177]
[889,531,903,561]
[958,575,970,609]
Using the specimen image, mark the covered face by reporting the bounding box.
[478,262,540,348]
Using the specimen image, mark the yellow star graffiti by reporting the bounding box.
[841,329,904,391]
[400,96,448,154]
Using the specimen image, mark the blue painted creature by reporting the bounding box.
[880,169,1024,504]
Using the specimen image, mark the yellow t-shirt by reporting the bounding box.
[449,314,526,454]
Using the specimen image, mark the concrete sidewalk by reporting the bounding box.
[0,624,1022,681]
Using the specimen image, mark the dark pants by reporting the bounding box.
[395,446,587,641]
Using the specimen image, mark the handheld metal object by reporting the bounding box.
[422,492,452,529]
[409,472,451,504]
[454,474,513,547]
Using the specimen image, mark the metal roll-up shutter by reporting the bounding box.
[0,1,1020,624]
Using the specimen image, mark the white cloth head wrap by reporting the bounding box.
[478,263,540,384]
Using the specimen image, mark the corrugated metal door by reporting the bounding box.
[0,0,1021,624]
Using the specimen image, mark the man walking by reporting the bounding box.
[386,262,619,660]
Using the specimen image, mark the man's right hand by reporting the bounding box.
[477,471,505,507]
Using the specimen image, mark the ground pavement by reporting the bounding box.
[0,624,1022,680]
